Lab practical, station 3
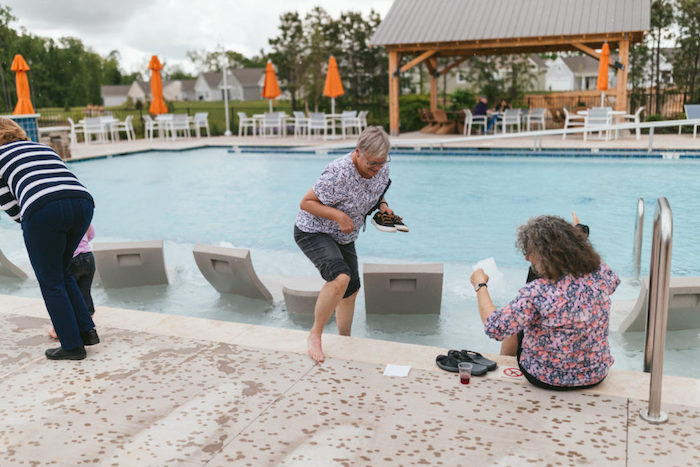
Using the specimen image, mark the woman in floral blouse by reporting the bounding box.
[470,215,619,390]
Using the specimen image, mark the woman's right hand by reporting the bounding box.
[470,268,489,287]
[336,212,354,234]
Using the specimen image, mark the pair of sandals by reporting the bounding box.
[435,350,497,376]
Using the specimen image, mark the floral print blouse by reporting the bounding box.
[484,262,620,387]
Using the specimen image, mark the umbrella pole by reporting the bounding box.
[269,100,273,112]
[601,91,605,107]
[331,98,335,115]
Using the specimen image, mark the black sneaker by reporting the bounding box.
[371,211,397,232]
[389,213,409,232]
[45,346,86,360]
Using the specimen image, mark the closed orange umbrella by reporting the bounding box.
[323,56,344,114]
[148,55,168,115]
[262,61,281,112]
[11,54,35,115]
[596,43,610,106]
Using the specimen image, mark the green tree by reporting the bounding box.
[649,0,675,114]
[674,0,700,103]
[268,11,305,109]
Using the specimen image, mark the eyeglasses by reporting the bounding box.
[360,151,391,167]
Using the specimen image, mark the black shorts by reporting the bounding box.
[294,225,360,298]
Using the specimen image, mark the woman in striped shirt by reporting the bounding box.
[0,118,98,360]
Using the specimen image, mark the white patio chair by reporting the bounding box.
[193,112,210,137]
[500,108,521,133]
[584,107,612,141]
[307,112,328,139]
[67,117,84,145]
[524,108,547,132]
[261,112,283,137]
[340,110,359,138]
[171,114,192,139]
[463,109,487,136]
[112,115,136,141]
[155,114,174,139]
[237,112,255,137]
[292,111,308,137]
[622,106,644,140]
[562,107,585,140]
[143,115,158,140]
[357,110,368,132]
[83,117,106,144]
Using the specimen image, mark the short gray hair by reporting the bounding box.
[357,126,390,161]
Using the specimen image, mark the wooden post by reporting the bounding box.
[428,57,438,112]
[616,37,630,112]
[388,51,400,136]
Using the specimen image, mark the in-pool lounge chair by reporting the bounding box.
[0,249,28,280]
[618,276,700,332]
[192,243,273,302]
[93,240,168,289]
[363,263,443,315]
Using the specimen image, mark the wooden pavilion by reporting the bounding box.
[370,0,651,135]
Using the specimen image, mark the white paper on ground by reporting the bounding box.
[383,364,411,377]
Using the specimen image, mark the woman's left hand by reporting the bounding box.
[470,268,489,287]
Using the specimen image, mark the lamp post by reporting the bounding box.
[221,56,232,136]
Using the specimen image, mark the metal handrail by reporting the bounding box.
[640,197,673,424]
[633,198,644,283]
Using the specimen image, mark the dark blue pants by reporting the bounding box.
[22,198,95,350]
[69,252,96,315]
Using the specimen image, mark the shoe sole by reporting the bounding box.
[371,218,397,232]
[395,225,409,232]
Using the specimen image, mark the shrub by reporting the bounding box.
[399,95,431,132]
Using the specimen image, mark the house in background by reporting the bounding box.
[194,69,266,101]
[163,79,197,101]
[231,68,265,100]
[100,85,130,107]
[545,55,617,91]
[127,80,150,103]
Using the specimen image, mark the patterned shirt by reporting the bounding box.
[485,263,619,387]
[295,153,389,244]
[0,140,93,222]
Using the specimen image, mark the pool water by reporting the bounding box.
[1,148,699,378]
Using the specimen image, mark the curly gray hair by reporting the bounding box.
[357,126,390,161]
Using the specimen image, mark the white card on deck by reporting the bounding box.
[383,364,411,377]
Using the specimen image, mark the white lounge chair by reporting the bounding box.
[67,117,84,145]
[112,115,136,141]
[142,115,158,140]
[618,277,700,332]
[463,109,487,136]
[562,107,585,140]
[171,114,191,139]
[307,112,328,139]
[357,110,368,133]
[678,104,700,139]
[363,263,443,315]
[292,111,308,137]
[0,249,28,280]
[93,240,168,289]
[340,110,359,138]
[192,243,273,302]
[83,117,106,144]
[261,112,284,137]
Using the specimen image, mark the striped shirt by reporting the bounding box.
[0,140,93,222]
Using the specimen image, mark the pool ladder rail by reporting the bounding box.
[637,197,673,424]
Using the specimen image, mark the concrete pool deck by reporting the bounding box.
[1,294,699,465]
[66,131,700,161]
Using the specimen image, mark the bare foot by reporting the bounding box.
[307,333,324,363]
[47,326,57,339]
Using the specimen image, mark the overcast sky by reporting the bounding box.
[4,0,394,75]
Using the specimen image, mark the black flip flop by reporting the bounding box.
[446,350,488,376]
[435,354,459,372]
[459,350,498,371]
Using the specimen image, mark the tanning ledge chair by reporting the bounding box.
[93,240,168,289]
[0,249,28,280]
[192,243,273,302]
[363,263,443,315]
[618,277,700,332]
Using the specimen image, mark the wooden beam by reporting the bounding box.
[437,55,471,76]
[571,42,600,60]
[429,57,438,112]
[616,38,630,112]
[400,49,438,74]
[389,51,400,136]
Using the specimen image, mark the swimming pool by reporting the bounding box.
[1,147,699,378]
